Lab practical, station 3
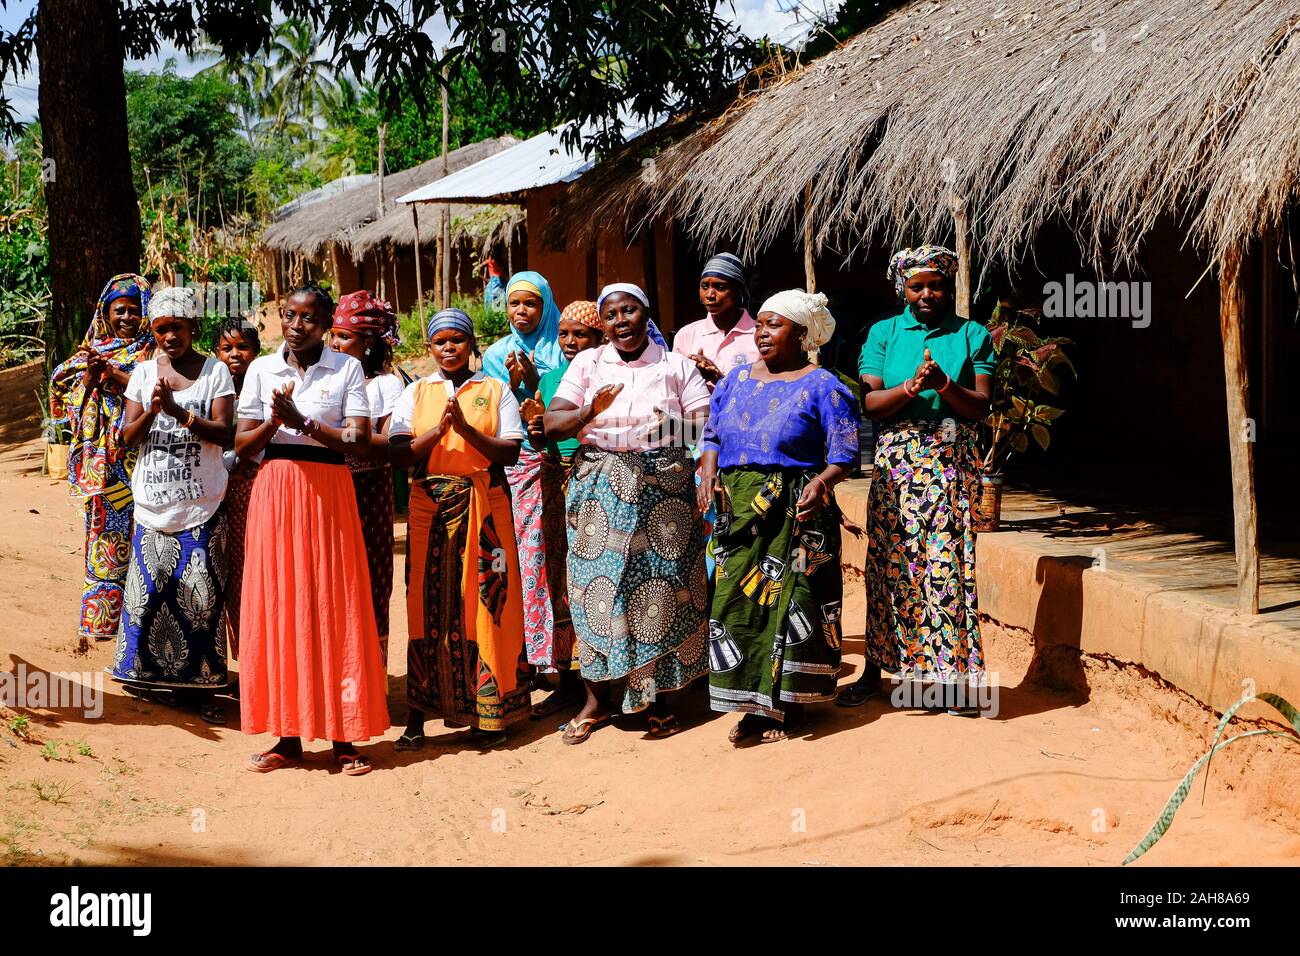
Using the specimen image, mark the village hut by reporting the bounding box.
[555,0,1300,615]
[259,135,521,311]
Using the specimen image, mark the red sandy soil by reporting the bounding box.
[2,433,1298,867]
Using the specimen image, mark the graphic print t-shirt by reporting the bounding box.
[125,357,235,533]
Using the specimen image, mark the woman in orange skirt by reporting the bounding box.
[234,284,391,776]
[387,308,531,750]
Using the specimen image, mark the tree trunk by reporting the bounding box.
[36,0,142,374]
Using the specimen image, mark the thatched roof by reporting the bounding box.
[348,196,524,259]
[261,135,519,260]
[568,0,1300,268]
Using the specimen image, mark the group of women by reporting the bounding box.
[49,242,993,773]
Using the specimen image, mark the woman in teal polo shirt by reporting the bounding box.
[838,245,993,714]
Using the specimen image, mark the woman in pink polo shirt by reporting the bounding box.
[544,283,712,744]
[672,253,760,384]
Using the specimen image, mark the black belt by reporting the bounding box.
[264,443,344,465]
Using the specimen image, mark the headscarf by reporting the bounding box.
[560,299,602,331]
[889,244,959,299]
[481,270,565,391]
[595,282,668,347]
[334,290,400,347]
[700,252,748,308]
[758,289,836,349]
[48,273,154,497]
[426,307,477,348]
[147,285,201,322]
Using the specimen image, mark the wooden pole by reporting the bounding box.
[441,62,451,308]
[329,242,342,295]
[376,123,387,218]
[950,191,972,317]
[412,205,425,329]
[1219,244,1259,615]
[390,244,400,313]
[803,182,816,293]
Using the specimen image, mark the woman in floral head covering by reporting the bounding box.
[49,273,153,645]
[837,244,994,714]
[330,289,404,663]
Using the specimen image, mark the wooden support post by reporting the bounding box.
[1219,244,1259,615]
[441,62,451,309]
[390,244,400,313]
[412,205,425,330]
[329,242,342,295]
[950,191,971,317]
[803,182,816,293]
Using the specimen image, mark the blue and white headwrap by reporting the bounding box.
[427,307,476,348]
[700,252,748,308]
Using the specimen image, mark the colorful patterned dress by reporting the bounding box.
[48,274,154,643]
[700,366,860,719]
[858,308,995,683]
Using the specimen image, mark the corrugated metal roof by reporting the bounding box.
[398,117,652,205]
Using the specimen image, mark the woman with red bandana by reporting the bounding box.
[330,290,404,664]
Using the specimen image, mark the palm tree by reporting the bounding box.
[267,18,333,138]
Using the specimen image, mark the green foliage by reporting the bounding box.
[324,65,545,176]
[980,301,1076,474]
[1124,691,1300,864]
[395,293,507,361]
[0,127,49,368]
[7,715,30,737]
[126,66,256,226]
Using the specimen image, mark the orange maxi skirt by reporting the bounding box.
[239,458,391,742]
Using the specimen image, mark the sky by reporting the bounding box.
[0,0,842,125]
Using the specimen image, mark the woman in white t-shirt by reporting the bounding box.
[234,284,390,776]
[329,290,404,664]
[113,286,235,725]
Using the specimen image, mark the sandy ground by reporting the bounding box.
[2,432,1298,867]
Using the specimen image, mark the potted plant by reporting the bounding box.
[974,300,1074,530]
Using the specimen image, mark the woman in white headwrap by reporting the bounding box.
[113,285,237,724]
[697,289,860,743]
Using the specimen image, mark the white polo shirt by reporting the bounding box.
[236,343,371,447]
[388,369,526,439]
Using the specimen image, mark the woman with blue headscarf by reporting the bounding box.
[481,272,574,708]
[49,273,154,647]
[387,308,531,750]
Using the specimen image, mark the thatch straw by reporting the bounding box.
[260,135,519,260]
[347,200,523,259]
[567,0,1300,268]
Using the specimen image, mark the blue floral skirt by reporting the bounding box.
[111,510,229,690]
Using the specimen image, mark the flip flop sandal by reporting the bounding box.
[646,715,681,739]
[835,682,880,708]
[199,702,227,725]
[946,707,981,718]
[561,715,608,746]
[728,714,763,745]
[393,732,426,751]
[470,729,509,749]
[758,720,806,744]
[246,750,296,773]
[336,752,373,776]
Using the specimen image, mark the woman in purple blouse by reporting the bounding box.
[697,289,860,744]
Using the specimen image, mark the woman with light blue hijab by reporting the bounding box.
[481,270,566,404]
